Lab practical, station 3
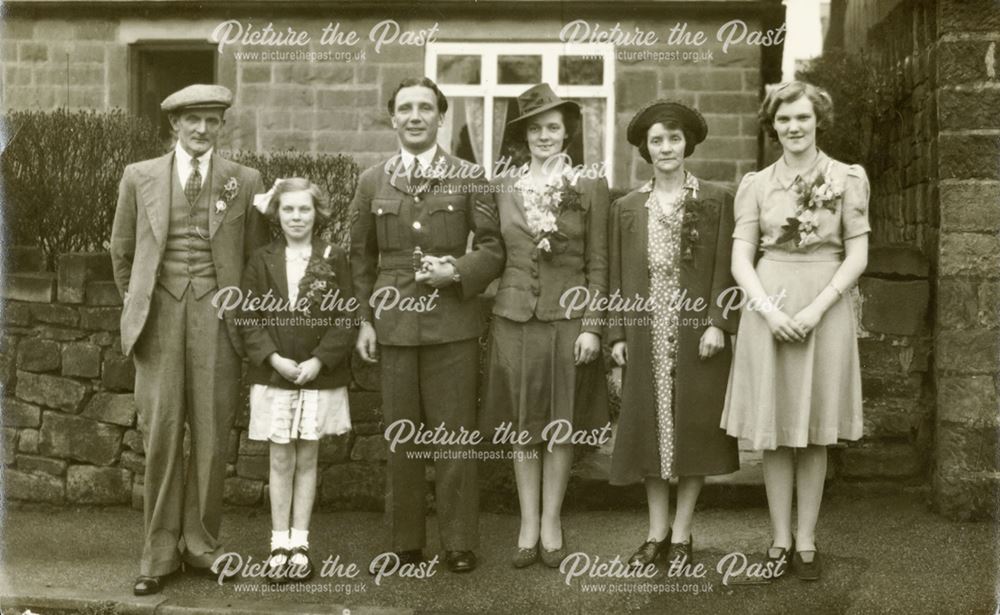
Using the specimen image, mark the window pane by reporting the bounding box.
[439,97,484,166]
[498,55,541,84]
[559,56,604,86]
[437,55,480,85]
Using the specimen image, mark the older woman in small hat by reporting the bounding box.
[606,100,740,568]
[481,83,610,569]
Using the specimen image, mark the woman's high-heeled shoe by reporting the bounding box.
[793,546,821,581]
[765,540,793,580]
[512,542,539,569]
[540,530,568,568]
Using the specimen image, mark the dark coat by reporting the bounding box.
[349,149,505,346]
[607,178,741,483]
[490,173,610,335]
[240,237,355,390]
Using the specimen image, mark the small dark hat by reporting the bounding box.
[507,83,581,132]
[627,100,708,160]
[161,84,233,113]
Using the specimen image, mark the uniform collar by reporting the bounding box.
[399,145,438,174]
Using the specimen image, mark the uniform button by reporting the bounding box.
[531,270,538,278]
[414,196,422,203]
[447,204,454,212]
[377,208,384,215]
[412,221,422,230]
[531,288,540,296]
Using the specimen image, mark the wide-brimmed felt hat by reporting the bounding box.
[161,84,233,113]
[627,100,707,160]
[507,83,581,134]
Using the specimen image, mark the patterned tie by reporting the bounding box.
[185,157,202,205]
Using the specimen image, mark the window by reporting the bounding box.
[129,41,216,146]
[426,42,616,183]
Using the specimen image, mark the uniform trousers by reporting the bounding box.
[381,339,480,552]
[132,285,241,576]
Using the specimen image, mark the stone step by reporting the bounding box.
[6,246,46,273]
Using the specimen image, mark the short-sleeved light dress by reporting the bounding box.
[720,151,870,450]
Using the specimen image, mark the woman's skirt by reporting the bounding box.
[720,257,863,450]
[481,316,609,446]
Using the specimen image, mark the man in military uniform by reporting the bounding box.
[350,77,505,573]
[110,84,268,595]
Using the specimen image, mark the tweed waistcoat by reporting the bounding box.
[158,161,217,299]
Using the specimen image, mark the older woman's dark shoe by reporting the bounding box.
[628,537,668,567]
[665,535,694,567]
[793,549,821,581]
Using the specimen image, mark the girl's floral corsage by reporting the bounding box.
[297,245,337,317]
[776,163,842,247]
[216,177,239,214]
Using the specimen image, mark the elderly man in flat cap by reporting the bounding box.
[110,84,268,595]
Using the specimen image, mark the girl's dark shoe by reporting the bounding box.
[665,535,694,567]
[793,548,821,581]
[265,547,291,584]
[766,541,793,580]
[512,542,539,568]
[628,533,669,567]
[287,545,315,582]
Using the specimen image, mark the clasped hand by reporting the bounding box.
[269,354,322,385]
[766,305,823,343]
[414,255,457,288]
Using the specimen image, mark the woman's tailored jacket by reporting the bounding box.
[607,179,740,481]
[491,173,610,335]
[349,149,505,346]
[240,237,356,390]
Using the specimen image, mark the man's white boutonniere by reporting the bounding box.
[216,177,239,214]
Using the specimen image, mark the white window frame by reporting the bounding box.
[425,42,616,184]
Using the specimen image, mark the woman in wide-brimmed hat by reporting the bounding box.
[607,100,740,568]
[481,83,610,569]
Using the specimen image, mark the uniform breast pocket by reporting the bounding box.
[426,197,469,249]
[371,198,402,250]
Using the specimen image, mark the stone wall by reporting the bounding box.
[846,0,1000,519]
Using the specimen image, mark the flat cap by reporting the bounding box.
[160,84,233,113]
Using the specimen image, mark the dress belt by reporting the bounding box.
[760,251,844,263]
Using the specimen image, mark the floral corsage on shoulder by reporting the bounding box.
[297,245,337,317]
[776,163,842,247]
[519,165,585,256]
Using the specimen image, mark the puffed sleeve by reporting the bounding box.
[841,164,871,240]
[732,171,760,246]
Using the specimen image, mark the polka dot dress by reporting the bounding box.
[645,177,694,479]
